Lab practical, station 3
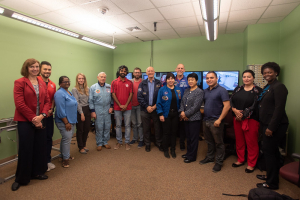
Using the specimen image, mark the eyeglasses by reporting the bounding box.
[62,81,70,84]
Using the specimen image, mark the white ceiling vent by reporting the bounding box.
[126,26,142,32]
[97,7,109,15]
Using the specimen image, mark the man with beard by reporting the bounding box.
[37,61,56,171]
[111,65,133,150]
[129,67,144,148]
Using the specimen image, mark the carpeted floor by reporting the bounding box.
[0,132,299,200]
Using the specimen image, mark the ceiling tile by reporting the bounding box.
[257,16,285,24]
[62,22,96,33]
[175,26,200,35]
[231,0,272,11]
[114,34,138,40]
[105,14,138,26]
[262,2,300,18]
[27,0,74,11]
[179,33,201,38]
[117,24,149,34]
[196,15,204,26]
[97,26,128,35]
[96,36,115,43]
[130,31,159,40]
[129,9,165,23]
[123,39,143,43]
[55,6,96,22]
[192,1,201,15]
[220,0,232,12]
[152,29,178,37]
[80,0,125,17]
[227,19,257,30]
[143,20,173,31]
[168,16,198,28]
[158,35,180,40]
[218,30,226,35]
[228,7,267,22]
[218,23,227,31]
[110,0,155,13]
[114,40,125,44]
[0,0,50,15]
[271,0,300,5]
[81,30,109,38]
[35,12,76,26]
[226,29,245,34]
[219,12,229,23]
[158,3,195,19]
[151,0,190,8]
[199,25,205,33]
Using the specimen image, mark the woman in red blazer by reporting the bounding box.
[12,58,51,191]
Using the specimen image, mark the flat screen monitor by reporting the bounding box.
[202,71,239,91]
[125,73,132,80]
[141,72,169,86]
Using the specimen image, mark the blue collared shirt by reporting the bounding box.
[203,84,229,121]
[54,88,78,124]
[148,79,155,106]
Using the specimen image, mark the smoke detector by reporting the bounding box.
[126,26,142,32]
[97,7,109,15]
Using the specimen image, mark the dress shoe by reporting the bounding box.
[181,154,187,158]
[97,146,102,151]
[11,182,21,191]
[145,145,151,152]
[171,150,176,158]
[232,162,245,168]
[32,174,48,180]
[256,175,267,180]
[164,151,170,158]
[184,159,195,163]
[256,182,278,190]
[245,168,255,173]
[103,144,111,149]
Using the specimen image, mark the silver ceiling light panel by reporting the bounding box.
[200,0,220,41]
[82,37,116,49]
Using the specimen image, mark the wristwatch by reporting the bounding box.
[41,113,47,117]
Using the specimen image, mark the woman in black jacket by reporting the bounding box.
[256,62,289,190]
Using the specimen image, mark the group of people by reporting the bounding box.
[12,59,288,192]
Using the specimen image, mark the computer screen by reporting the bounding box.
[202,71,239,91]
[141,72,169,86]
[125,73,132,80]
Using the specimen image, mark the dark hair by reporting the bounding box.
[242,70,255,78]
[20,58,40,77]
[59,76,69,85]
[206,71,217,78]
[41,61,51,67]
[187,73,198,81]
[166,72,175,80]
[133,67,141,72]
[118,65,128,75]
[261,62,280,76]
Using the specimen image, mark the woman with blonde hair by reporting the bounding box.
[72,73,91,154]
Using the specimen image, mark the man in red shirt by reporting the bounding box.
[129,67,144,148]
[37,61,56,171]
[111,65,133,150]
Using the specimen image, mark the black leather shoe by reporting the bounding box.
[245,168,255,173]
[11,182,21,191]
[181,154,187,158]
[171,150,176,158]
[32,174,48,180]
[256,182,278,190]
[232,162,245,167]
[256,174,267,180]
[184,159,195,163]
[145,145,150,152]
[164,151,170,158]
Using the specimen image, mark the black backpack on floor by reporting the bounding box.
[248,188,297,200]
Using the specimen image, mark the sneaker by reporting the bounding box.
[138,141,144,148]
[114,143,122,150]
[212,163,222,173]
[125,143,131,150]
[199,157,214,165]
[47,162,56,170]
[129,140,136,145]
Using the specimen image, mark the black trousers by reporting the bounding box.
[45,115,54,163]
[141,110,162,146]
[76,106,91,150]
[261,123,288,188]
[162,111,178,151]
[179,120,186,146]
[15,121,47,185]
[185,120,201,161]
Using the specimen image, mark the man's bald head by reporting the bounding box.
[176,63,185,77]
[146,66,155,79]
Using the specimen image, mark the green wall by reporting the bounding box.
[279,5,300,154]
[0,16,113,160]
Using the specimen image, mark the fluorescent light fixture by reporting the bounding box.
[200,0,220,41]
[0,7,4,14]
[82,37,116,49]
[11,13,79,38]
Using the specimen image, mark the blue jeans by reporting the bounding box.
[56,122,75,160]
[131,105,143,141]
[114,110,131,144]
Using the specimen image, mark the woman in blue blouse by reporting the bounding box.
[156,73,181,159]
[54,76,78,168]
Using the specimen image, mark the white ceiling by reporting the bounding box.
[0,0,299,45]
